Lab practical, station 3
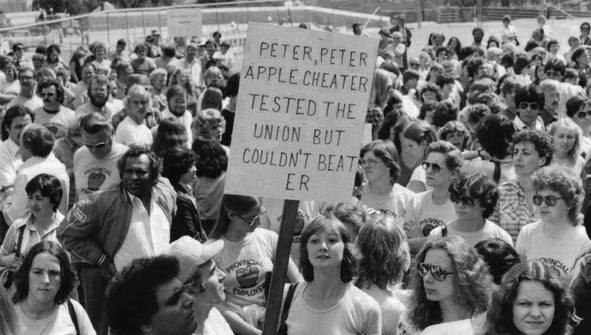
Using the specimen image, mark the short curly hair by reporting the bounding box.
[359,140,401,184]
[512,129,554,167]
[449,172,498,219]
[485,260,577,335]
[354,213,410,290]
[532,166,583,225]
[161,147,195,185]
[432,101,458,128]
[299,215,357,283]
[192,136,228,178]
[426,140,463,173]
[464,103,491,128]
[476,114,516,160]
[117,145,160,185]
[438,121,469,150]
[475,238,521,285]
[409,236,493,331]
[323,200,368,239]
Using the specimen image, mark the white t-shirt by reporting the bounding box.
[428,219,513,247]
[212,228,277,310]
[114,116,153,147]
[360,183,414,219]
[403,191,457,239]
[73,142,128,202]
[197,307,233,335]
[162,108,193,147]
[362,284,405,335]
[16,299,96,335]
[6,94,43,111]
[33,106,76,139]
[286,282,382,335]
[516,221,591,283]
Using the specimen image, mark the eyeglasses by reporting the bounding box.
[410,62,420,67]
[532,194,563,206]
[85,141,108,150]
[577,110,591,118]
[418,263,455,281]
[421,161,445,173]
[237,208,266,227]
[450,195,477,206]
[519,102,540,110]
[359,159,380,168]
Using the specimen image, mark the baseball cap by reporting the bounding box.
[166,237,225,283]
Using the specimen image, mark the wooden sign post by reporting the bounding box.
[225,22,378,334]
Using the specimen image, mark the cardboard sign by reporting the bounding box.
[225,22,378,202]
[167,8,202,38]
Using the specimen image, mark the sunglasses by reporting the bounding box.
[532,194,563,207]
[519,102,540,110]
[237,208,266,227]
[359,159,380,168]
[450,195,477,206]
[85,141,108,150]
[418,263,455,281]
[421,161,445,173]
[410,62,420,67]
[577,110,591,118]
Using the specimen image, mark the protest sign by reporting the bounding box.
[167,8,202,38]
[225,22,379,203]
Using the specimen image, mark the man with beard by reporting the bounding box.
[59,145,176,335]
[71,62,97,109]
[114,84,153,146]
[6,68,43,111]
[74,112,128,202]
[471,27,486,57]
[162,85,192,146]
[539,79,561,127]
[76,74,117,121]
[32,79,76,139]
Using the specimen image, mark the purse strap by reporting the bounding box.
[14,225,25,258]
[279,283,299,325]
[67,299,81,335]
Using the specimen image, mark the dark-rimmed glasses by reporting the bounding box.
[238,208,267,227]
[532,194,563,207]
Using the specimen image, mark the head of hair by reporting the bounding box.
[161,147,196,185]
[200,87,224,111]
[549,118,582,162]
[426,140,463,172]
[475,238,520,285]
[432,101,459,128]
[447,36,462,55]
[355,213,410,289]
[571,46,588,64]
[79,112,111,135]
[12,241,75,305]
[370,68,397,108]
[151,119,187,158]
[117,145,160,185]
[21,124,54,157]
[36,78,64,104]
[408,236,492,330]
[449,172,498,218]
[192,108,225,139]
[191,136,228,178]
[379,60,401,77]
[435,72,455,89]
[513,53,532,75]
[402,69,420,84]
[149,68,167,85]
[420,82,442,102]
[512,129,554,167]
[402,120,438,148]
[134,43,148,54]
[300,214,357,283]
[514,84,545,111]
[459,45,478,61]
[359,140,401,184]
[376,109,408,141]
[1,105,34,141]
[106,256,180,335]
[323,201,368,239]
[210,194,261,239]
[88,74,110,94]
[418,101,437,121]
[564,68,579,81]
[487,36,500,49]
[533,166,583,225]
[162,44,176,58]
[465,103,492,128]
[466,58,485,78]
[566,96,588,118]
[475,114,516,159]
[25,173,63,211]
[225,72,240,98]
[438,121,469,149]
[485,260,577,335]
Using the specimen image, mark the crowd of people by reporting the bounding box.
[0,10,589,335]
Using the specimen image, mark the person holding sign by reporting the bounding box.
[284,214,382,335]
[358,140,413,219]
[210,194,300,335]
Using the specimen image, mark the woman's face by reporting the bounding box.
[307,226,345,270]
[95,47,106,59]
[582,25,590,36]
[513,141,546,177]
[360,151,390,183]
[450,38,458,48]
[512,280,555,335]
[424,152,454,189]
[50,50,58,61]
[28,252,62,304]
[28,190,55,218]
[177,73,189,85]
[577,50,590,66]
[536,66,546,81]
[400,136,427,162]
[536,189,569,224]
[446,131,465,150]
[452,192,485,222]
[569,38,581,49]
[178,165,197,185]
[422,249,455,303]
[553,125,576,155]
[573,104,591,133]
[230,206,263,233]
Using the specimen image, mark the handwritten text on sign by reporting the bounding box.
[167,8,202,38]
[225,23,378,202]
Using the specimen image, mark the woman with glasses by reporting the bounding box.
[571,46,591,88]
[285,214,381,335]
[515,166,591,284]
[485,260,577,335]
[427,172,512,247]
[358,140,414,218]
[401,120,438,192]
[398,235,492,334]
[490,130,554,244]
[209,194,301,335]
[566,95,591,155]
[161,147,207,243]
[404,141,461,254]
[581,22,591,46]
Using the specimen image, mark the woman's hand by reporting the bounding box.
[5,253,22,271]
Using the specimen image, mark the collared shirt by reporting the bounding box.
[0,211,64,256]
[114,116,153,147]
[0,139,22,190]
[489,179,539,244]
[513,115,546,131]
[540,107,559,128]
[114,190,169,272]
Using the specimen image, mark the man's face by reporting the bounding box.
[406,78,418,89]
[149,278,197,335]
[81,129,113,159]
[544,69,562,81]
[117,44,125,52]
[517,100,541,126]
[41,85,59,109]
[82,66,95,84]
[19,70,36,94]
[153,74,167,91]
[205,43,215,57]
[127,92,150,120]
[543,88,560,111]
[6,114,32,144]
[122,154,153,198]
[89,82,109,108]
[187,46,198,58]
[570,38,581,49]
[169,94,187,116]
[15,45,24,58]
[473,30,483,43]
